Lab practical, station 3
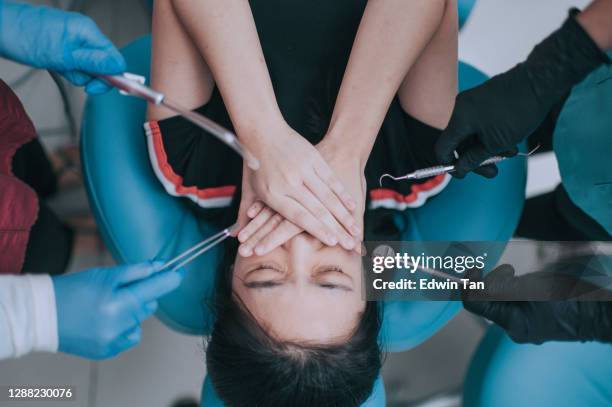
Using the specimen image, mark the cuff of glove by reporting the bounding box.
[568,8,611,66]
[27,275,59,353]
[590,301,612,343]
[524,8,611,102]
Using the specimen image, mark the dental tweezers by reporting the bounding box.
[99,73,260,170]
[161,226,234,272]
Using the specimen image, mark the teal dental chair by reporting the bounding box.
[81,36,525,406]
[459,0,477,29]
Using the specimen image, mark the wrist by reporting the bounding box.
[324,119,377,169]
[525,9,610,101]
[232,107,287,149]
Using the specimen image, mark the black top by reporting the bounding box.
[144,0,448,239]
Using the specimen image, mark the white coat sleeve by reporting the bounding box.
[0,274,58,360]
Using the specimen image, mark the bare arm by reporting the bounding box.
[171,0,283,138]
[578,0,612,51]
[325,0,450,166]
[159,0,360,249]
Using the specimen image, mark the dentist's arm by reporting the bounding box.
[0,263,183,361]
[0,1,125,94]
[435,1,612,178]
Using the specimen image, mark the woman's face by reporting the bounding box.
[233,232,365,344]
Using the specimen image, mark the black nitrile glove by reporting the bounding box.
[462,262,612,344]
[436,9,611,178]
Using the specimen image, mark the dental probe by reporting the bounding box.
[407,261,464,284]
[161,226,235,272]
[98,73,260,170]
[379,147,538,186]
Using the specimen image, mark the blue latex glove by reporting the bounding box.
[52,262,184,360]
[0,1,125,94]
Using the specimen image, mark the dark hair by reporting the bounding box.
[205,239,383,407]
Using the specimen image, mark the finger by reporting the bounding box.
[435,113,471,164]
[453,144,493,178]
[115,261,165,286]
[501,147,519,158]
[74,17,118,49]
[313,163,356,211]
[120,269,183,304]
[122,300,159,326]
[305,173,360,237]
[85,79,113,95]
[234,196,259,236]
[292,186,355,250]
[108,326,142,357]
[70,48,126,76]
[61,70,92,87]
[238,207,274,243]
[253,220,302,256]
[247,201,265,218]
[239,213,284,257]
[473,164,498,178]
[279,198,338,247]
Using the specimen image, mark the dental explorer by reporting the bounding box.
[379,147,538,186]
[99,73,260,170]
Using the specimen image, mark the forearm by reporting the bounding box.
[578,0,612,51]
[0,275,58,360]
[171,0,283,143]
[326,0,448,164]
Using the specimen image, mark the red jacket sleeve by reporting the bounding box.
[0,79,39,274]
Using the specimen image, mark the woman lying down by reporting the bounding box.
[146,0,458,405]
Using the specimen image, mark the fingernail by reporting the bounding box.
[343,238,355,250]
[327,236,338,246]
[238,232,247,242]
[239,245,252,257]
[254,246,265,256]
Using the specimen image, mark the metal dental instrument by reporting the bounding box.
[99,73,260,170]
[379,147,539,186]
[408,260,464,284]
[161,226,235,272]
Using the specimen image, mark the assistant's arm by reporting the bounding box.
[578,0,612,51]
[0,275,58,360]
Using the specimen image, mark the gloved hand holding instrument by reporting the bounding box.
[52,262,184,360]
[435,8,611,178]
[462,258,612,345]
[0,0,126,94]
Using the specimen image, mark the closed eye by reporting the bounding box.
[244,281,283,289]
[318,283,352,291]
[314,266,354,291]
